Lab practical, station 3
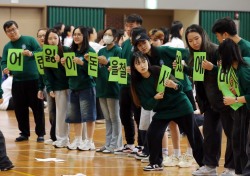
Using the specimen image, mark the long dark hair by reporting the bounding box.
[185,24,217,65]
[218,38,247,72]
[170,21,183,40]
[61,25,72,45]
[71,26,90,54]
[130,51,149,107]
[44,28,64,57]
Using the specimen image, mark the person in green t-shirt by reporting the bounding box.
[212,17,250,175]
[43,28,70,148]
[218,38,250,176]
[116,14,143,154]
[61,26,96,151]
[130,51,203,171]
[95,27,123,153]
[1,20,45,143]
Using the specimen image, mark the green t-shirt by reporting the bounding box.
[68,47,96,91]
[237,57,250,110]
[96,45,121,99]
[121,39,133,87]
[136,66,193,120]
[1,35,41,82]
[238,38,250,57]
[44,46,70,92]
[154,46,192,92]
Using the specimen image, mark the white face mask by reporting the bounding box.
[103,35,114,45]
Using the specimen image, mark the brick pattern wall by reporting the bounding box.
[105,13,124,30]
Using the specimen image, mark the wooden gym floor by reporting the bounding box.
[0,109,226,176]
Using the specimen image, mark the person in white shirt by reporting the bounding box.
[0,74,13,110]
[62,25,74,47]
[87,27,104,53]
[163,21,185,48]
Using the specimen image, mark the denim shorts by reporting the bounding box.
[66,87,97,123]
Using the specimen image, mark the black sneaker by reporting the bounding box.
[0,165,14,171]
[127,146,143,157]
[143,164,163,171]
[114,144,133,155]
[15,136,28,142]
[37,136,44,143]
[135,152,149,160]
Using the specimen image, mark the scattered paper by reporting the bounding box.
[35,158,65,162]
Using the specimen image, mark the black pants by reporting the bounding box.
[203,107,234,169]
[0,130,12,168]
[147,113,204,166]
[12,80,45,137]
[235,106,249,175]
[46,93,56,141]
[119,86,142,146]
[6,97,14,110]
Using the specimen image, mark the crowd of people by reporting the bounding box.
[0,14,250,176]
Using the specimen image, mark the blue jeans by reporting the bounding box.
[66,87,97,123]
[99,98,123,150]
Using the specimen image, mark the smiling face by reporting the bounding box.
[5,24,21,41]
[187,32,202,51]
[37,30,46,46]
[73,28,83,46]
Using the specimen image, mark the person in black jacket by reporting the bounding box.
[182,24,235,176]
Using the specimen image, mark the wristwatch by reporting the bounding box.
[235,97,238,103]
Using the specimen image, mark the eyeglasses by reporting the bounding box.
[6,27,17,34]
[37,34,45,38]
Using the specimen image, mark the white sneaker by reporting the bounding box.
[178,153,195,168]
[44,139,54,145]
[78,140,95,151]
[163,155,179,167]
[141,156,149,163]
[53,140,69,148]
[192,165,217,176]
[67,138,82,150]
[221,168,235,176]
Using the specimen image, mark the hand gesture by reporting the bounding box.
[164,79,177,89]
[154,92,164,100]
[223,96,235,105]
[37,90,44,100]
[73,57,84,66]
[98,56,108,65]
[50,91,55,98]
[3,68,9,75]
[22,50,33,56]
[172,60,177,69]
[202,60,214,70]
[54,54,60,62]
[84,53,89,61]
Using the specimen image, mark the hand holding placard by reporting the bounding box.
[63,52,77,76]
[174,51,184,79]
[193,52,206,81]
[43,44,58,68]
[7,48,24,71]
[156,65,172,92]
[34,52,44,75]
